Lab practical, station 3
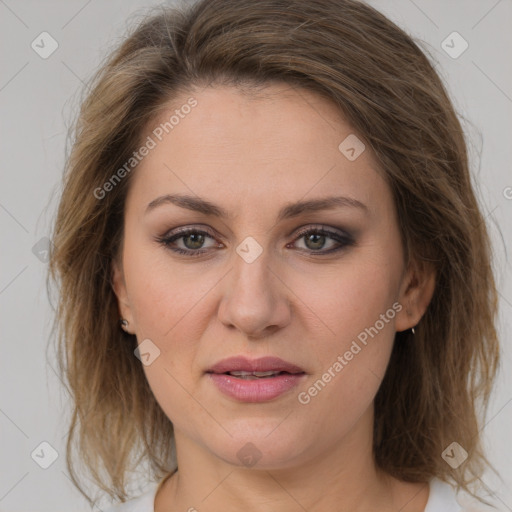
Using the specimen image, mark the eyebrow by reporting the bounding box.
[145,193,368,222]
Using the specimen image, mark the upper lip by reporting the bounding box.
[207,356,305,374]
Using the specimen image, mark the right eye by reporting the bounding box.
[156,227,223,257]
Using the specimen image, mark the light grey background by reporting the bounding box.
[0,0,511,511]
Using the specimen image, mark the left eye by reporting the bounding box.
[291,227,353,253]
[157,226,354,257]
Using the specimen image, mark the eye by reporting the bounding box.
[156,227,221,257]
[156,224,354,257]
[289,225,355,255]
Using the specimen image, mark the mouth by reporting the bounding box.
[206,355,306,376]
[219,370,299,380]
[206,356,306,402]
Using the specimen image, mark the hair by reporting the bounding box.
[47,0,501,507]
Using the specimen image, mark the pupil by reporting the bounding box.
[306,233,325,250]
[185,233,205,249]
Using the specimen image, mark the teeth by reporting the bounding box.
[228,370,282,378]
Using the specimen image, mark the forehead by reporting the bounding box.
[126,84,391,219]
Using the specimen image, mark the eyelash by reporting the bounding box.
[156,225,355,258]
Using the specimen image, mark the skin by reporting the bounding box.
[112,83,436,512]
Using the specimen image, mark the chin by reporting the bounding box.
[205,420,315,470]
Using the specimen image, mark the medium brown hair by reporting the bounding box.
[48,0,500,506]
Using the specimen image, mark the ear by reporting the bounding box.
[395,259,436,332]
[111,257,136,334]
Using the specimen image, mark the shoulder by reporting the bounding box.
[103,483,159,512]
[426,478,498,512]
[425,478,462,512]
[458,492,500,512]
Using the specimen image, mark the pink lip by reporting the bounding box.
[208,356,305,374]
[206,356,306,403]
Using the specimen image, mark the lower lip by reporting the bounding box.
[207,372,305,402]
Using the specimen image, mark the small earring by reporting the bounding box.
[411,326,416,335]
[120,318,129,330]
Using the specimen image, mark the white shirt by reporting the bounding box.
[104,477,480,512]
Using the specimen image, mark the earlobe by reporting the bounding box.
[111,258,135,331]
[395,260,436,333]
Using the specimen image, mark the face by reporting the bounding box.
[112,83,433,470]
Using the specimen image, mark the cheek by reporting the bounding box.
[142,360,216,445]
[125,263,213,433]
[123,236,217,341]
[122,240,221,423]
[291,250,400,415]
[290,251,401,347]
[295,280,397,434]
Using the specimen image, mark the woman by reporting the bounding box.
[48,0,501,511]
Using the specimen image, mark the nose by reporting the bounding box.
[217,246,292,339]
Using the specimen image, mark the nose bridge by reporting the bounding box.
[231,234,275,305]
[218,235,291,336]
